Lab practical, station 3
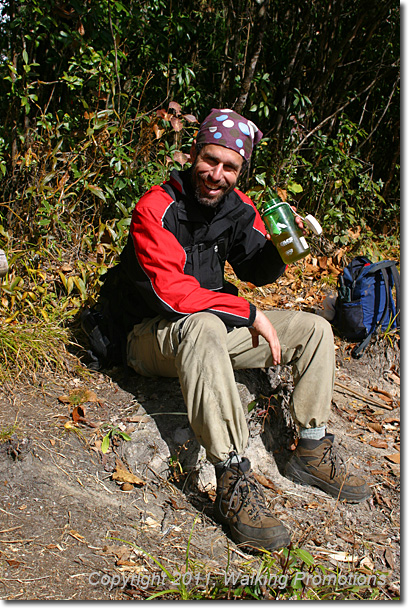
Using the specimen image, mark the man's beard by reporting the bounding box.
[191,167,236,208]
[193,184,233,208]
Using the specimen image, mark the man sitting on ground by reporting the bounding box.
[99,108,371,551]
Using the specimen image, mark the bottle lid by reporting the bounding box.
[304,214,322,236]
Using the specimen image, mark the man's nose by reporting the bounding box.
[209,163,224,182]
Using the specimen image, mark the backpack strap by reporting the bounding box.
[389,263,400,327]
[352,261,400,359]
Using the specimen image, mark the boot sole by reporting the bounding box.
[285,460,372,503]
[214,508,291,551]
[230,524,291,552]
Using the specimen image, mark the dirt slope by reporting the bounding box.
[0,330,400,600]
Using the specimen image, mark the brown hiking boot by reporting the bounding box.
[214,456,290,552]
[284,433,372,503]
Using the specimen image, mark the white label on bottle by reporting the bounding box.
[300,237,309,249]
[279,237,293,247]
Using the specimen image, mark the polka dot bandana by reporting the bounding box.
[196,108,263,161]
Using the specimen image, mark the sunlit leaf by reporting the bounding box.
[86,184,106,201]
[168,101,181,114]
[170,117,183,132]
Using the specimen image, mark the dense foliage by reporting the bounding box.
[0,0,400,332]
[0,0,399,232]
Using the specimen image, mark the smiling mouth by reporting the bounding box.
[201,180,226,196]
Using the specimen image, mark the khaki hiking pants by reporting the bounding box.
[127,310,335,464]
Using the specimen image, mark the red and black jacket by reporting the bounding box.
[103,168,285,334]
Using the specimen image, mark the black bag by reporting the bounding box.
[80,299,124,368]
[80,265,127,369]
[333,256,400,359]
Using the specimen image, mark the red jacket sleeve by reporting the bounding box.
[129,186,256,327]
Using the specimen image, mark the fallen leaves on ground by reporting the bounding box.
[112,459,145,487]
[58,387,98,406]
[254,473,283,494]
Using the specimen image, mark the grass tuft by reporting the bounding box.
[0,317,74,383]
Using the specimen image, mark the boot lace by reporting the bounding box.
[221,466,272,523]
[318,443,346,480]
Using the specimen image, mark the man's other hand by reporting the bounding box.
[249,309,281,365]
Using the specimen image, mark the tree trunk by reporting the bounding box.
[233,0,268,113]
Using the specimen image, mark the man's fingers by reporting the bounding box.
[250,312,282,365]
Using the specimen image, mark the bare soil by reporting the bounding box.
[0,333,400,600]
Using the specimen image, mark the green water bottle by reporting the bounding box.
[261,193,311,264]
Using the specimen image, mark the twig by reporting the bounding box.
[334,380,394,410]
[0,526,22,534]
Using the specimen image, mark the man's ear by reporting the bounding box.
[189,141,197,164]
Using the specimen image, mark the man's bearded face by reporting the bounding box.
[190,144,243,207]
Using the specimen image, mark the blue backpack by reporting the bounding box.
[333,256,400,358]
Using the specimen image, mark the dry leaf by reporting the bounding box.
[126,415,150,424]
[168,101,182,114]
[168,497,185,510]
[144,517,160,528]
[69,529,86,543]
[112,461,145,486]
[305,502,321,509]
[183,114,197,123]
[367,533,390,543]
[152,123,165,139]
[304,263,320,275]
[170,116,183,132]
[173,150,188,166]
[96,243,105,263]
[359,556,374,571]
[254,473,283,494]
[327,263,342,275]
[385,453,400,464]
[384,548,395,569]
[60,388,98,406]
[102,545,131,560]
[72,405,85,422]
[64,421,77,430]
[384,417,400,425]
[156,109,171,120]
[276,188,287,201]
[370,386,393,400]
[333,248,347,266]
[367,422,383,434]
[386,371,400,385]
[58,395,71,404]
[369,439,388,449]
[318,550,357,563]
[79,389,98,403]
[117,559,137,567]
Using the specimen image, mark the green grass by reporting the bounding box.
[0,421,18,441]
[0,316,74,383]
[110,530,391,600]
